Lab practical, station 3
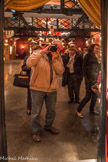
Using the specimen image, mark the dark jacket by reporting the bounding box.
[62,52,83,76]
[22,56,31,76]
[61,52,83,86]
[83,53,100,85]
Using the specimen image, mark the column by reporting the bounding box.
[0,0,8,160]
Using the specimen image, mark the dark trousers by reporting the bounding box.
[67,74,82,101]
[77,78,97,112]
[27,88,32,110]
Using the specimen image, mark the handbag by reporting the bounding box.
[13,71,30,88]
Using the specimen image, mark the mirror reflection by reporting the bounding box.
[3,0,101,162]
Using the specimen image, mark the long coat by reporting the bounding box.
[62,52,83,86]
[83,53,100,86]
[26,50,64,92]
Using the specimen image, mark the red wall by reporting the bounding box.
[75,38,86,50]
[16,38,29,58]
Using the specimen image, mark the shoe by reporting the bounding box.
[68,99,74,104]
[76,111,83,119]
[45,127,59,134]
[91,127,99,134]
[90,111,99,115]
[32,133,41,142]
[75,100,80,104]
[26,110,31,115]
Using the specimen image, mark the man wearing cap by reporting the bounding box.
[63,46,83,103]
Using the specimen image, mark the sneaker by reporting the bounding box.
[45,127,59,134]
[90,111,99,115]
[32,133,41,142]
[75,100,81,104]
[91,127,99,134]
[76,111,83,119]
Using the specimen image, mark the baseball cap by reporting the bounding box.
[69,46,77,51]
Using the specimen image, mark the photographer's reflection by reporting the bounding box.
[26,40,64,142]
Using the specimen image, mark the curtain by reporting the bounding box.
[5,0,101,28]
[5,0,50,11]
[78,0,101,28]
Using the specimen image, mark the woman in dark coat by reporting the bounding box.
[76,44,101,118]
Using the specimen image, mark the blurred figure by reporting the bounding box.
[64,45,69,54]
[76,44,101,118]
[83,47,88,58]
[22,45,42,115]
[61,45,65,55]
[69,43,75,48]
[78,47,83,55]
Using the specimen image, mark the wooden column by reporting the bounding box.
[0,0,8,160]
[97,0,107,162]
[61,0,64,11]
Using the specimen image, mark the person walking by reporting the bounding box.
[76,44,101,118]
[26,40,64,142]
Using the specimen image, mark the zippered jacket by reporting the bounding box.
[26,50,64,92]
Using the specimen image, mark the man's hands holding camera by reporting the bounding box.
[51,51,59,60]
[43,44,59,60]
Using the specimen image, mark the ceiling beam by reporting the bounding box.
[61,0,64,11]
[13,34,90,38]
[4,27,100,32]
[16,11,29,29]
[28,8,83,15]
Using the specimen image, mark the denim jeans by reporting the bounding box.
[31,90,57,134]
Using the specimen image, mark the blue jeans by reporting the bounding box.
[31,90,57,134]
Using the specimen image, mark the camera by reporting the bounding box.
[49,44,58,52]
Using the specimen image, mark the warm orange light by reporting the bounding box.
[4,43,8,46]
[107,110,108,117]
[5,39,8,43]
[4,74,8,81]
[106,91,108,100]
[21,45,25,49]
[14,41,16,45]
[10,46,13,54]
